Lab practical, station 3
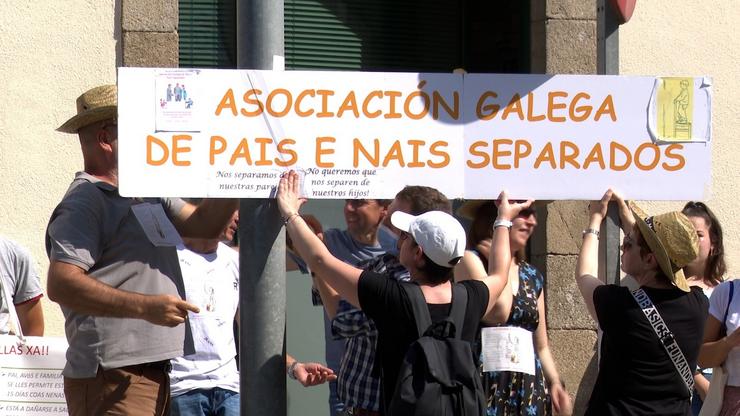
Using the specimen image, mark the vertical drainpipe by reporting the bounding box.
[236,0,286,415]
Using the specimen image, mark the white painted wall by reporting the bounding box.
[0,1,118,336]
[620,1,740,277]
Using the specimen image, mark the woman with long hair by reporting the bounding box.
[455,200,571,415]
[682,201,727,413]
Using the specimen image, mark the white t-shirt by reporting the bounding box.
[170,242,240,396]
[708,280,740,386]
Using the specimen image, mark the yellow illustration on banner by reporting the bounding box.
[657,77,693,142]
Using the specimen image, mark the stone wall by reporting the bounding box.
[121,0,179,67]
[530,1,598,414]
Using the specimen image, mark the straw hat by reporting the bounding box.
[57,85,117,133]
[629,202,699,292]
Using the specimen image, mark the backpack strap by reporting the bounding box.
[401,282,469,339]
[721,281,735,335]
[402,283,433,338]
[448,284,468,340]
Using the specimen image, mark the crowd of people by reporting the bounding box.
[0,83,737,416]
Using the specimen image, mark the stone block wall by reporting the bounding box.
[121,0,179,67]
[530,2,599,414]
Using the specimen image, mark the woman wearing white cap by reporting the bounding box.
[276,170,532,414]
[577,190,708,415]
[454,200,571,416]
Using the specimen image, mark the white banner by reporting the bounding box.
[118,68,712,200]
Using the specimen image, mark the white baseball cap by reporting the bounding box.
[390,210,466,267]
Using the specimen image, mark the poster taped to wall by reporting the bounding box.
[118,68,712,200]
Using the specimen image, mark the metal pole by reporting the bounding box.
[237,0,286,415]
[597,0,621,284]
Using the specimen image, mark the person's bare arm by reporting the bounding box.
[699,315,740,368]
[286,215,324,272]
[286,354,337,387]
[15,298,44,336]
[454,250,487,282]
[47,261,199,326]
[172,199,239,239]
[534,294,572,415]
[693,373,710,401]
[277,171,363,308]
[312,273,342,319]
[576,190,612,321]
[612,190,635,233]
[481,194,533,316]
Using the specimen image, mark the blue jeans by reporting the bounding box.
[171,388,240,416]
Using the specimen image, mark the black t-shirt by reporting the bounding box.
[586,285,708,416]
[357,270,489,412]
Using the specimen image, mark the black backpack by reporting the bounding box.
[387,283,486,416]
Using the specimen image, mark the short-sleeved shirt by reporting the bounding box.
[0,238,43,334]
[708,280,740,386]
[46,172,189,378]
[358,271,489,412]
[586,285,708,415]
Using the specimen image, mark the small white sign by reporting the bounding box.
[480,326,536,375]
[155,70,201,132]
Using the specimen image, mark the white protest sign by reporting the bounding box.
[118,68,711,200]
[0,336,68,416]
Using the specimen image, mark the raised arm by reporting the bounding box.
[482,193,533,315]
[312,272,342,318]
[454,248,488,282]
[277,171,363,308]
[575,189,611,321]
[172,198,239,239]
[612,190,635,233]
[47,260,199,327]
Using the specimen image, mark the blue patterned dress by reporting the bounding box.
[482,262,551,416]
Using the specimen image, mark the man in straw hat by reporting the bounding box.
[576,189,708,415]
[46,85,237,415]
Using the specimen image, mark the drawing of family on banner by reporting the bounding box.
[118,69,712,200]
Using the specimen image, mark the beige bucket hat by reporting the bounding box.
[629,202,699,292]
[57,85,117,133]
